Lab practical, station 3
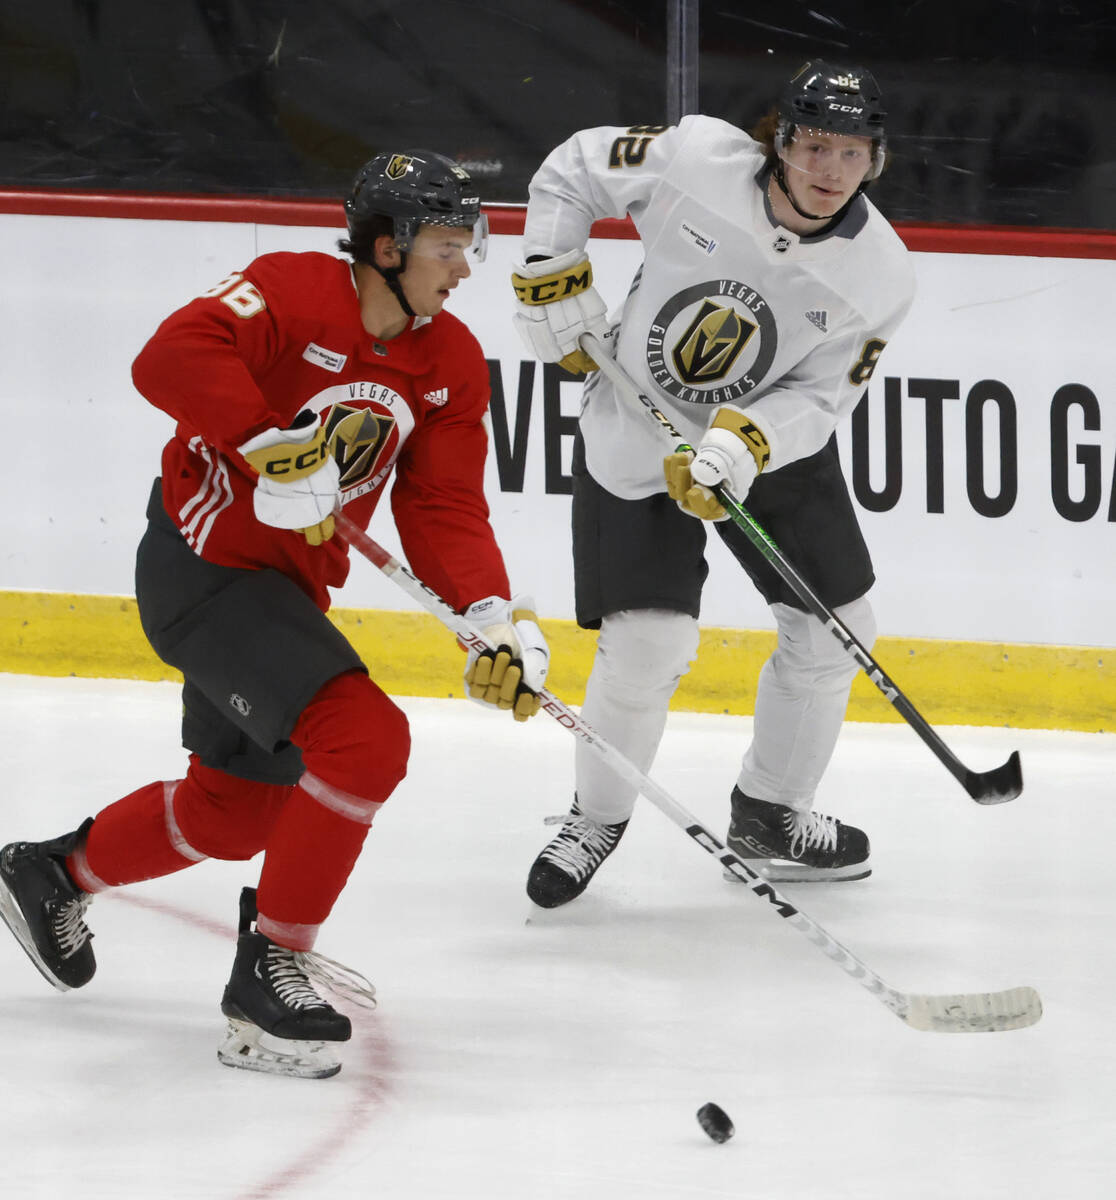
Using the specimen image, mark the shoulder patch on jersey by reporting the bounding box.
[302,342,348,373]
[678,219,718,257]
[804,309,828,333]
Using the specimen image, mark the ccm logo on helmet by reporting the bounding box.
[830,104,864,114]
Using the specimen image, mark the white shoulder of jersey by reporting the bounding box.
[523,115,762,258]
[667,113,764,173]
[843,199,918,323]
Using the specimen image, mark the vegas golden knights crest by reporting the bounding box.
[385,154,414,181]
[672,299,757,385]
[324,403,394,489]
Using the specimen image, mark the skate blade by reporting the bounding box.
[217,1018,341,1079]
[0,876,72,992]
[722,857,872,883]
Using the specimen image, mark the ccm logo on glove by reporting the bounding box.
[238,411,341,546]
[253,441,330,477]
[511,260,593,305]
[510,249,611,376]
[462,594,550,723]
[664,406,770,521]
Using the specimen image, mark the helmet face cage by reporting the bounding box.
[344,150,487,262]
[775,60,887,180]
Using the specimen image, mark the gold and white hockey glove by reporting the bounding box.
[511,249,610,375]
[463,594,550,722]
[239,411,340,546]
[664,407,771,521]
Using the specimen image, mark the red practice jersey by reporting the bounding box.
[132,251,511,612]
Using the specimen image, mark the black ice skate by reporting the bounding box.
[0,818,96,991]
[526,798,629,908]
[218,887,377,1080]
[725,787,871,882]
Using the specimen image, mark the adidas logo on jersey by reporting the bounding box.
[424,387,449,406]
[805,309,828,333]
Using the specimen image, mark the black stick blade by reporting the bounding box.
[965,750,1023,805]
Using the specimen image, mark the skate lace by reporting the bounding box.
[540,812,621,880]
[265,945,379,1012]
[290,948,378,1011]
[50,894,93,960]
[784,810,838,858]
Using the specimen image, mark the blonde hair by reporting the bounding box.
[749,107,780,161]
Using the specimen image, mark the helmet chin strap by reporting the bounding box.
[772,159,865,228]
[374,256,415,318]
[773,159,828,222]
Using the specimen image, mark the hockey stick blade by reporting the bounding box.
[900,986,1042,1033]
[335,512,1041,1035]
[964,749,1023,805]
[580,333,1025,808]
[715,840,1041,1033]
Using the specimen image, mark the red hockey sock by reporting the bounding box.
[255,671,410,950]
[72,780,198,892]
[173,758,291,861]
[72,760,294,892]
[254,783,373,950]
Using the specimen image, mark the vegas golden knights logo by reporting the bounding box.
[672,300,757,385]
[324,404,393,488]
[385,154,414,180]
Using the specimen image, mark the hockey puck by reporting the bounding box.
[696,1101,734,1143]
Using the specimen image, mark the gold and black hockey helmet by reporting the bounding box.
[344,149,486,256]
[776,60,887,178]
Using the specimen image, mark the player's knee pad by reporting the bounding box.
[770,596,876,690]
[292,669,410,806]
[596,609,700,702]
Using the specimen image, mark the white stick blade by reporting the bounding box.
[903,986,1042,1033]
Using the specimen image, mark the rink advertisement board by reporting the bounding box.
[2,205,1110,648]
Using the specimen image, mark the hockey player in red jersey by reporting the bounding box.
[0,150,548,1079]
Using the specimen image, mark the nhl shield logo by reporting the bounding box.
[385,154,414,180]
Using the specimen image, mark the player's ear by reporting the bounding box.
[373,235,401,270]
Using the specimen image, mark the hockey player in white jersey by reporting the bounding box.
[512,60,916,905]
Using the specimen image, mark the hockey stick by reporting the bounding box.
[334,511,1040,1034]
[579,332,1023,807]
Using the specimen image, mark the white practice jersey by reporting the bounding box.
[522,115,917,499]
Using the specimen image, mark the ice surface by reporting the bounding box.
[0,674,1111,1199]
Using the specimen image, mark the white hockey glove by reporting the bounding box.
[663,407,771,521]
[511,249,610,375]
[463,594,550,722]
[238,411,340,546]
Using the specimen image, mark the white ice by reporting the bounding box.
[0,673,1111,1200]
